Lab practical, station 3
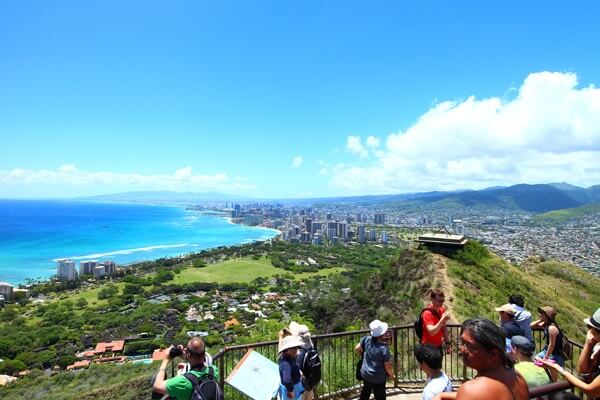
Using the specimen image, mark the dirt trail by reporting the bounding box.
[430,253,459,323]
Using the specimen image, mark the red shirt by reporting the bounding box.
[421,304,445,346]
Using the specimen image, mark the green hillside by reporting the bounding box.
[535,202,600,224]
[448,241,600,339]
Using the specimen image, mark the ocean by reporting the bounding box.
[0,199,278,285]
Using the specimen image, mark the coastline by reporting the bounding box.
[0,200,280,286]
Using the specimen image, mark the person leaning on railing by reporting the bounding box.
[355,320,395,400]
[537,307,600,398]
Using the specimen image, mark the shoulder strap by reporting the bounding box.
[423,307,440,318]
[301,349,310,370]
[184,372,200,388]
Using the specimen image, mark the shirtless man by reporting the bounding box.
[433,318,528,400]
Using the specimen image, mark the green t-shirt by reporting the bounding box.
[515,361,550,390]
[166,366,220,400]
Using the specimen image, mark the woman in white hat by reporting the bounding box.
[355,319,395,400]
[279,335,306,400]
[537,307,600,397]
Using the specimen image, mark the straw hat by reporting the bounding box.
[289,321,314,349]
[278,335,304,354]
[538,306,557,321]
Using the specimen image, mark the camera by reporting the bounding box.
[169,346,183,359]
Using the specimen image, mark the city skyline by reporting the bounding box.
[2,1,600,199]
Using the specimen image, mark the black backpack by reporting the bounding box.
[414,307,439,340]
[184,366,224,400]
[299,348,322,390]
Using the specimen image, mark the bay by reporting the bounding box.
[0,199,278,285]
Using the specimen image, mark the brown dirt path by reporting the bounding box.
[430,253,459,324]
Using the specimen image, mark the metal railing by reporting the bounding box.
[212,324,586,399]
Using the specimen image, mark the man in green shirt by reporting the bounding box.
[510,335,550,390]
[153,337,220,400]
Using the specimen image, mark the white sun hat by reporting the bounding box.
[369,319,389,337]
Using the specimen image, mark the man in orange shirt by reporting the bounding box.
[422,289,451,356]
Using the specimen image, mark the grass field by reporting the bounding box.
[169,256,345,284]
[59,282,126,307]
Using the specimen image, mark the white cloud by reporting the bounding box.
[0,165,255,192]
[331,71,600,193]
[366,136,380,148]
[292,156,303,168]
[346,136,368,157]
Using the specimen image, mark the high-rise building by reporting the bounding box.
[374,213,386,225]
[57,259,77,281]
[0,282,14,302]
[100,260,116,276]
[80,260,98,276]
[327,228,337,239]
[338,221,348,241]
[305,218,312,236]
[312,222,323,235]
[382,231,388,244]
[313,233,323,245]
[357,224,366,244]
[368,228,377,241]
[93,266,106,279]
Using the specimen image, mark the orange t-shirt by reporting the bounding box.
[421,305,445,346]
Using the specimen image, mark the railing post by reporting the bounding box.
[393,326,398,388]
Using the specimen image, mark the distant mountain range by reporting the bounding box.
[84,182,600,213]
[84,191,249,203]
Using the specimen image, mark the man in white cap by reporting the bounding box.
[495,303,524,351]
[355,319,395,400]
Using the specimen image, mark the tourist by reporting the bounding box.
[278,335,305,400]
[422,289,451,356]
[531,306,564,380]
[509,294,533,342]
[414,343,453,400]
[509,335,550,391]
[288,321,320,400]
[153,337,220,400]
[434,318,528,400]
[355,319,395,400]
[537,307,600,397]
[578,307,600,381]
[495,303,524,351]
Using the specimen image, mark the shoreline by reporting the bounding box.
[0,202,280,286]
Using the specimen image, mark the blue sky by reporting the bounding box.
[2,1,600,198]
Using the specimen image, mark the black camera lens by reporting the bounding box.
[169,346,183,359]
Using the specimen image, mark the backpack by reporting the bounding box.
[184,366,224,400]
[300,348,322,390]
[414,307,440,340]
[561,333,573,360]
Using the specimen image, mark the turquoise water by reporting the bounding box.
[0,200,278,285]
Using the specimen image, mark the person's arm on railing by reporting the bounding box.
[355,341,363,355]
[537,357,600,397]
[530,318,544,329]
[432,393,457,400]
[578,328,600,375]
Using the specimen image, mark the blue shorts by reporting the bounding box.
[536,348,565,367]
